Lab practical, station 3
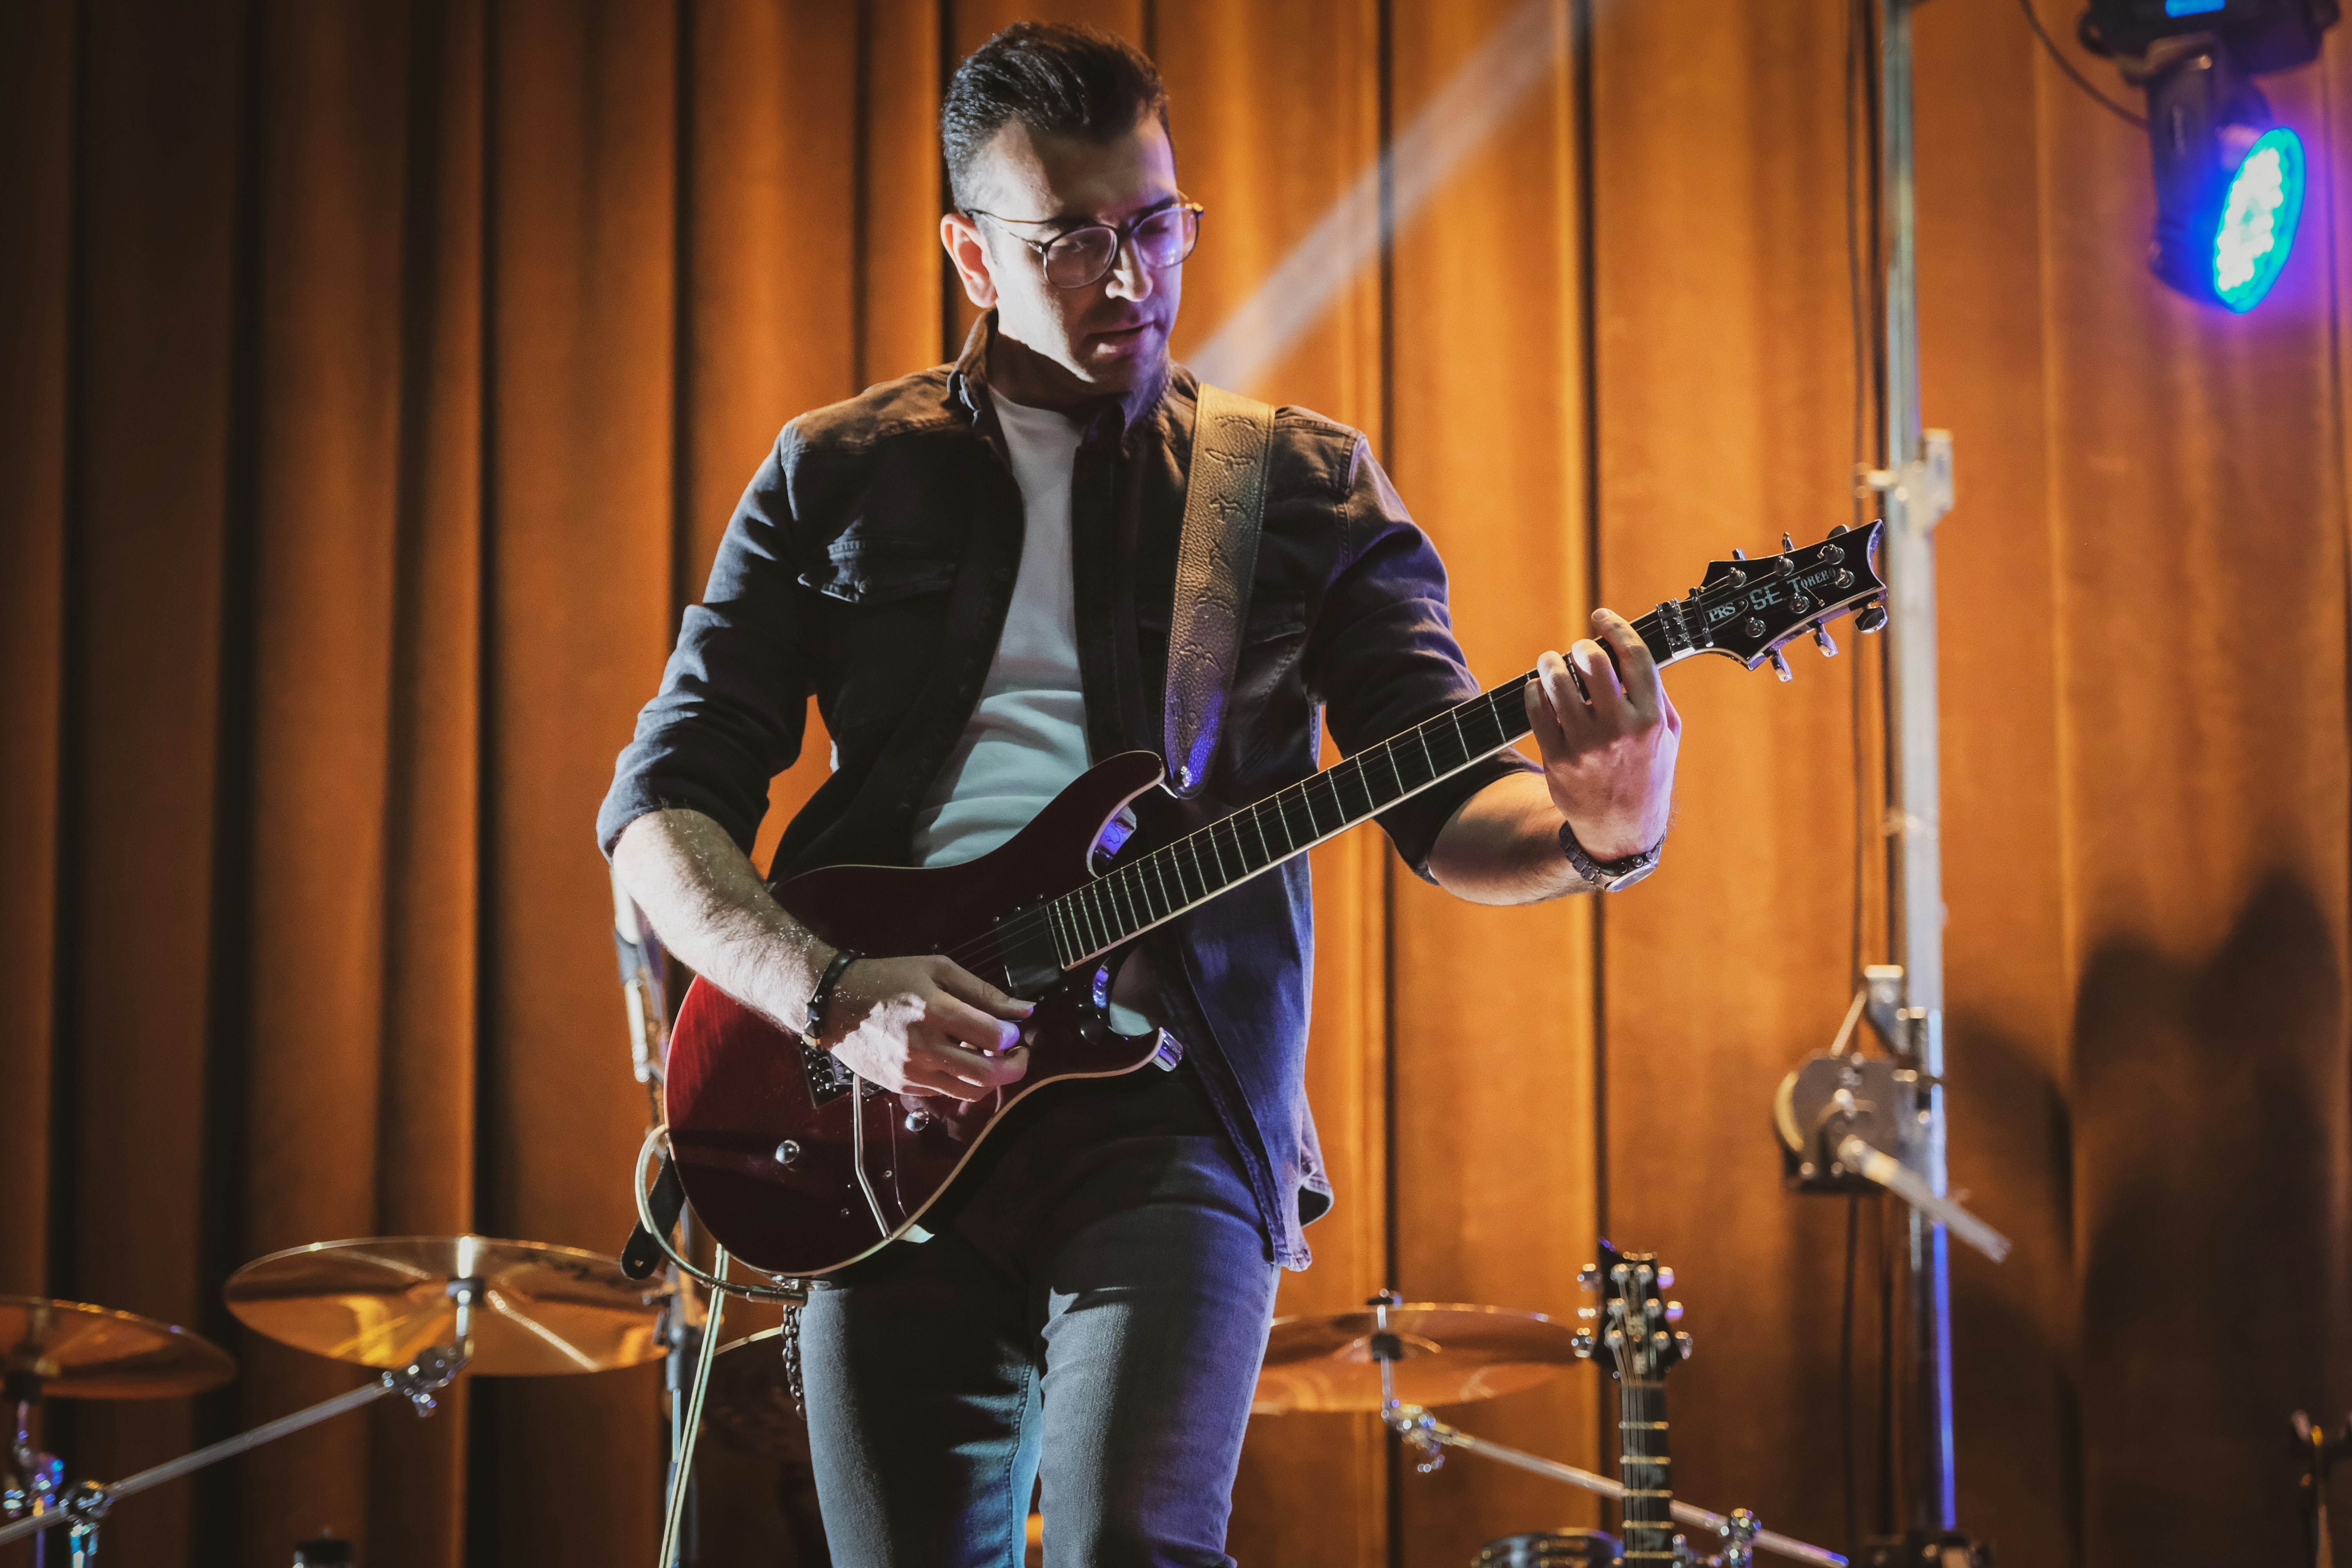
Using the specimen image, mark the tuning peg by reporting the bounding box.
[1673,1330,1693,1361]
[1664,1300,1684,1323]
[1576,1306,1598,1321]
[1855,604,1889,634]
[1811,622,1838,658]
[1571,1330,1595,1359]
[1576,1264,1600,1292]
[1730,546,1747,561]
[1780,532,1796,553]
[1828,522,1849,537]
[1655,1265,1674,1289]
[1768,648,1793,682]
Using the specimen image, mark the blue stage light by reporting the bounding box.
[2211,126,2304,311]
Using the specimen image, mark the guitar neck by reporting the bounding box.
[1619,1376,1675,1561]
[1035,607,1683,971]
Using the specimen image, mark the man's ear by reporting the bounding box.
[940,213,998,310]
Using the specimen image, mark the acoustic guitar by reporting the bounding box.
[661,524,1887,1277]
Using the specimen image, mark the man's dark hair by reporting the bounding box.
[941,22,1169,210]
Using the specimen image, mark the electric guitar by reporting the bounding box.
[661,524,1887,1277]
[1578,1240,1694,1565]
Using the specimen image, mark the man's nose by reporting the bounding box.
[1104,234,1155,302]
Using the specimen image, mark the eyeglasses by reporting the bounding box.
[964,199,1205,290]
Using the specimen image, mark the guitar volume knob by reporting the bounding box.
[773,1140,802,1166]
[905,1109,934,1132]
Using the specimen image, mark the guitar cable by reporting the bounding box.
[632,1125,807,1303]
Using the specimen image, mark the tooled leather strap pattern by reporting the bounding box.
[1164,384,1275,799]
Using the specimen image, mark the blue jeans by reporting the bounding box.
[799,1061,1281,1568]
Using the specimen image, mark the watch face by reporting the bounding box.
[1601,858,1657,891]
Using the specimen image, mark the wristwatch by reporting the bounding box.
[1559,820,1663,891]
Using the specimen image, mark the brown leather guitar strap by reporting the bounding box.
[1163,383,1275,799]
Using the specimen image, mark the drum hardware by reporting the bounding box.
[3,1234,668,1559]
[1,1296,239,1564]
[1250,1286,1842,1568]
[0,1331,465,1560]
[1773,978,2010,1265]
[2292,1410,2348,1568]
[1470,1528,1621,1567]
[1376,1379,1815,1566]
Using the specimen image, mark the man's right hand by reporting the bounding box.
[814,953,1034,1102]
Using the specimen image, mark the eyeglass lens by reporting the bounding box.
[1042,207,1198,289]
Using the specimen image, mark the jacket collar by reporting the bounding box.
[947,310,1173,452]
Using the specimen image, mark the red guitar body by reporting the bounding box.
[661,750,1174,1278]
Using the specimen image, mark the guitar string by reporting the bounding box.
[935,680,1533,973]
[933,549,1868,977]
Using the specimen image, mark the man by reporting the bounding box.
[600,22,1679,1567]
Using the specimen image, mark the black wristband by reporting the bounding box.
[804,948,862,1037]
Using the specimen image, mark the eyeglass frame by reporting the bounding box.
[960,196,1206,291]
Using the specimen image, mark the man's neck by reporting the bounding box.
[985,327,1165,422]
[985,330,1103,413]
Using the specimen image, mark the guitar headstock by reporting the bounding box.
[1640,521,1887,679]
[1573,1239,1689,1383]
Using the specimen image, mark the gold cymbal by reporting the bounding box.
[0,1297,236,1399]
[224,1236,667,1377]
[1252,1303,1581,1414]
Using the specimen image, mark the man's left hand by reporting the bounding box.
[1523,608,1682,862]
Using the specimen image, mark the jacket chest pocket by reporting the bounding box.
[798,538,959,605]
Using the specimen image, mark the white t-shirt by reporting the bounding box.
[910,394,1157,1031]
[910,395,1092,867]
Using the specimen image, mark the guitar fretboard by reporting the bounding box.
[1034,584,1695,969]
[1619,1376,1674,1560]
[1038,663,1542,969]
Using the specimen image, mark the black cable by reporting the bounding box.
[2015,0,2150,127]
[1841,1193,1862,1564]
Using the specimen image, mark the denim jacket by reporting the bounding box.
[597,320,1532,1269]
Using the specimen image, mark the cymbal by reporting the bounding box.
[224,1236,667,1377]
[1252,1303,1581,1414]
[702,1326,812,1463]
[0,1296,236,1399]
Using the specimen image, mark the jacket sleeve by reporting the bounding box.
[1303,436,1540,884]
[596,426,813,858]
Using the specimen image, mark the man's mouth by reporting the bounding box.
[1090,320,1156,347]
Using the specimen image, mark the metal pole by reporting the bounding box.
[1878,0,1958,1534]
[0,1380,396,1550]
[1381,1407,1848,1568]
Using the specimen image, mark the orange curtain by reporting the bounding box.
[3,2,2349,1565]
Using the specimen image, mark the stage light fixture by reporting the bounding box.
[2077,0,2335,311]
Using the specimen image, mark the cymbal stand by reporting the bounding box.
[5,1372,64,1567]
[1377,1402,1822,1568]
[0,1286,479,1561]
